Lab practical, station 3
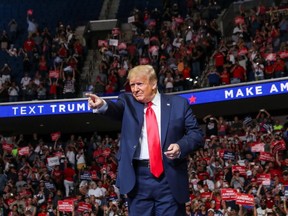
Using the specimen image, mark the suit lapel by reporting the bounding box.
[160,94,171,147]
[134,99,144,129]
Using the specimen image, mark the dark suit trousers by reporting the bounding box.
[127,162,185,216]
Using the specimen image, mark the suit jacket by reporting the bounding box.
[104,93,204,203]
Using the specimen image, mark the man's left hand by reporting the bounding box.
[164,144,181,159]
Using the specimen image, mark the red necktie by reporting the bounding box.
[146,102,163,177]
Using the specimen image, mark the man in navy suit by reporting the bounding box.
[87,65,204,216]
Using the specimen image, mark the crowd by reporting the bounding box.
[94,1,288,96]
[94,0,223,95]
[2,0,288,216]
[0,0,226,101]
[0,108,288,215]
[206,4,288,86]
[0,13,86,102]
[2,1,288,102]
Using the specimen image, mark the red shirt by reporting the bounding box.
[200,191,212,199]
[266,197,274,209]
[127,44,137,56]
[182,67,191,79]
[220,71,230,84]
[106,84,115,93]
[39,58,48,71]
[23,39,35,52]
[214,52,225,67]
[274,59,285,72]
[232,65,246,81]
[52,169,63,179]
[64,167,75,181]
[265,64,274,75]
[49,84,57,95]
[58,47,68,58]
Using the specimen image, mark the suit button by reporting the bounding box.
[133,145,136,149]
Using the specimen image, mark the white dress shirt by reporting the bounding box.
[134,92,161,160]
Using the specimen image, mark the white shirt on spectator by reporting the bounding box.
[20,76,31,90]
[33,78,41,86]
[8,86,19,96]
[172,37,183,48]
[66,150,76,165]
[76,153,85,165]
[256,207,266,216]
[98,186,107,198]
[203,179,215,191]
[88,187,105,198]
[185,29,193,42]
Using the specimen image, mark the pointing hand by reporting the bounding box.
[86,93,104,109]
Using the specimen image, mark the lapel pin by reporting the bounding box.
[167,103,170,106]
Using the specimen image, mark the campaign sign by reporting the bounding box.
[109,39,119,47]
[272,139,286,153]
[18,146,29,156]
[47,156,60,167]
[265,53,277,61]
[251,143,265,152]
[78,202,92,212]
[221,188,237,201]
[223,151,235,160]
[128,16,135,23]
[217,149,225,158]
[279,51,288,59]
[257,174,271,185]
[259,152,275,161]
[80,171,92,181]
[49,70,59,78]
[58,200,74,212]
[232,165,246,176]
[236,194,254,206]
[237,160,246,166]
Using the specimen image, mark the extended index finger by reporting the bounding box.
[85,93,98,101]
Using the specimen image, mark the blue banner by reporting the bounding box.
[180,79,288,105]
[0,99,91,118]
[0,79,287,118]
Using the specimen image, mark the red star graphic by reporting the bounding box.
[189,95,197,104]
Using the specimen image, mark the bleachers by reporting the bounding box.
[0,0,104,36]
[0,0,105,100]
[116,0,183,22]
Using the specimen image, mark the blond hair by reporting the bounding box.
[128,65,157,84]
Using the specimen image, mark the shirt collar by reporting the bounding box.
[151,91,160,106]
